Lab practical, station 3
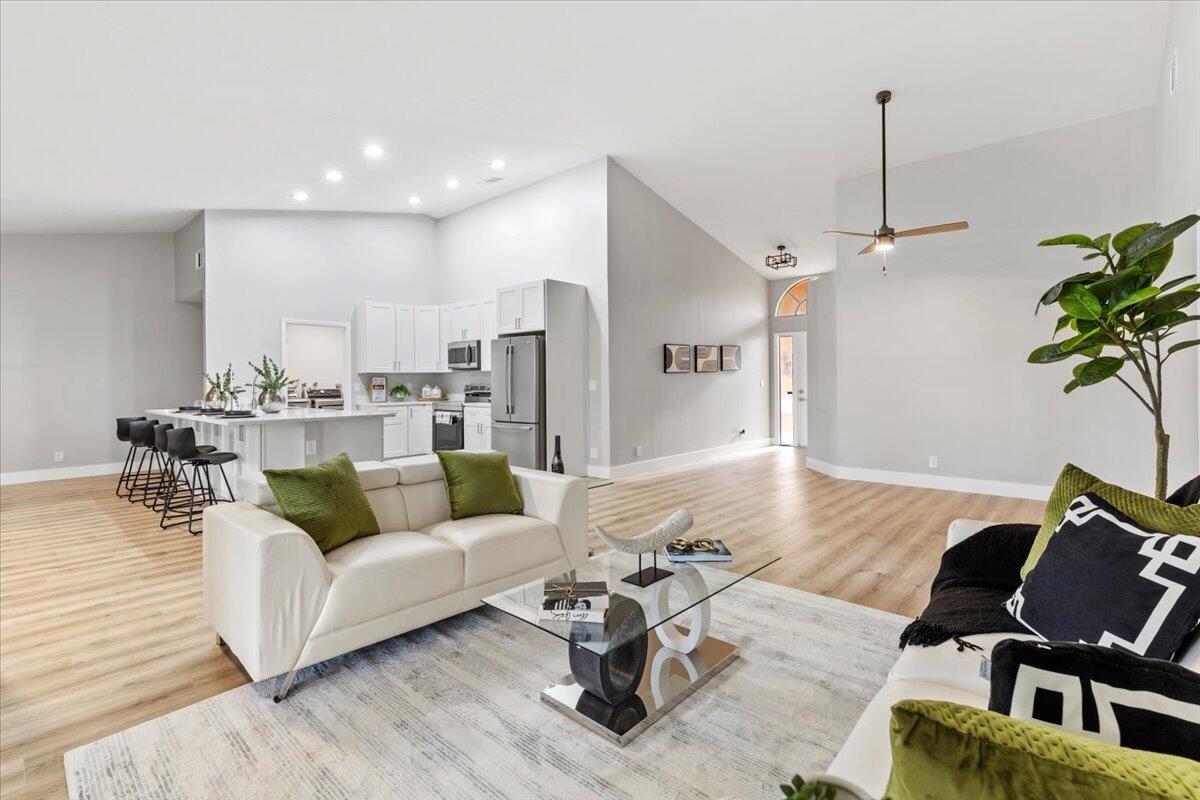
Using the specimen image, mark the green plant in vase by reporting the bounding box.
[389,383,410,400]
[248,355,296,413]
[1029,214,1199,498]
[202,370,223,407]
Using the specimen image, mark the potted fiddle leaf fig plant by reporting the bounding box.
[1029,214,1199,499]
[248,355,296,413]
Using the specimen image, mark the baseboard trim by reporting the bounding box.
[0,461,126,486]
[608,439,773,479]
[804,457,1051,501]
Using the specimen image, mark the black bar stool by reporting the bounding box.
[115,416,147,497]
[158,426,216,525]
[125,419,160,503]
[162,427,237,534]
[143,423,175,509]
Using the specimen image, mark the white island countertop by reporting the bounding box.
[148,407,398,426]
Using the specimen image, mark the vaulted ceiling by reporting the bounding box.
[0,1,1170,276]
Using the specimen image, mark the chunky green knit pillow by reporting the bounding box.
[436,450,523,520]
[1022,464,1200,579]
[886,700,1200,800]
[263,453,380,553]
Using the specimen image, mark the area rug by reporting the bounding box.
[65,578,906,800]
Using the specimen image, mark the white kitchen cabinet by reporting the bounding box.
[479,297,497,371]
[382,415,409,459]
[395,305,416,372]
[414,306,441,371]
[407,404,433,455]
[355,301,399,372]
[438,305,454,372]
[464,406,492,451]
[450,300,481,342]
[496,280,546,334]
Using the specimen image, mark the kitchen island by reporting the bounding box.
[146,407,396,498]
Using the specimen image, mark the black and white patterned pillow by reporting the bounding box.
[988,638,1200,760]
[1005,492,1200,660]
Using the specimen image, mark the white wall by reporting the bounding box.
[0,234,202,476]
[203,210,437,395]
[810,107,1199,496]
[173,211,204,304]
[1156,0,1200,463]
[606,160,770,470]
[436,159,610,467]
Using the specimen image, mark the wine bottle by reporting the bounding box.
[551,435,565,474]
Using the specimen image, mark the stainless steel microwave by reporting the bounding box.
[447,340,480,370]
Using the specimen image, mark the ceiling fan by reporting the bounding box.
[824,90,968,256]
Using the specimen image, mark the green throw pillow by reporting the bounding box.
[263,452,380,553]
[886,700,1200,800]
[436,450,523,520]
[1022,464,1200,579]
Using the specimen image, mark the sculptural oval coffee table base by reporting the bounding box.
[543,631,738,746]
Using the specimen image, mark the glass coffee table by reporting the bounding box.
[482,550,780,745]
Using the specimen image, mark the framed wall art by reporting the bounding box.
[663,344,693,373]
[721,345,741,371]
[694,345,720,373]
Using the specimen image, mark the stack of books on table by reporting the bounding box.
[663,539,733,563]
[538,580,610,624]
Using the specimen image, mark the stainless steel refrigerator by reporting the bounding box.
[491,334,545,469]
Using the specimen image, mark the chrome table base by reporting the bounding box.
[542,632,738,746]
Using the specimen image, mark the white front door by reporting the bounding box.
[776,333,808,447]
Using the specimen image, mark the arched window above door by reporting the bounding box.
[775,279,810,317]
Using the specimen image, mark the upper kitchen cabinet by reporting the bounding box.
[354,301,415,373]
[413,306,441,372]
[438,306,454,372]
[480,297,497,371]
[496,280,547,334]
[449,300,481,342]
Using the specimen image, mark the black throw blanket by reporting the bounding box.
[899,523,1038,649]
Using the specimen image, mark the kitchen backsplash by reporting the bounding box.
[354,370,491,402]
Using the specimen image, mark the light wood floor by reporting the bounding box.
[0,447,1043,800]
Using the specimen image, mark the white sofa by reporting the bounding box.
[824,518,1200,799]
[202,456,588,700]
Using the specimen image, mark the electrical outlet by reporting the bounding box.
[589,447,599,459]
[928,456,938,469]
[305,441,317,456]
[634,444,642,458]
[53,451,64,462]
[588,380,598,392]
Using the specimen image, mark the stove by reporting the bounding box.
[306,387,343,410]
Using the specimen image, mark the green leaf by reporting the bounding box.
[1064,379,1080,394]
[1036,271,1102,314]
[1082,252,1105,260]
[1092,233,1111,253]
[1059,284,1102,320]
[1160,274,1197,292]
[1053,313,1074,336]
[1028,342,1073,364]
[1124,214,1200,265]
[1168,339,1200,356]
[1141,289,1200,317]
[1088,266,1144,299]
[1107,286,1160,317]
[1140,241,1174,279]
[1076,356,1125,386]
[1038,233,1097,248]
[1112,223,1156,254]
[1135,310,1188,333]
[1077,344,1103,358]
[1060,328,1099,350]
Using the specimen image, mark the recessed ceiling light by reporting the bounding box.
[408,195,421,206]
[490,159,506,171]
[325,170,343,182]
[445,178,460,189]
[364,143,383,159]
[292,190,309,201]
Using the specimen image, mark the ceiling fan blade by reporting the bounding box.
[823,229,876,238]
[858,241,877,256]
[894,221,969,238]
